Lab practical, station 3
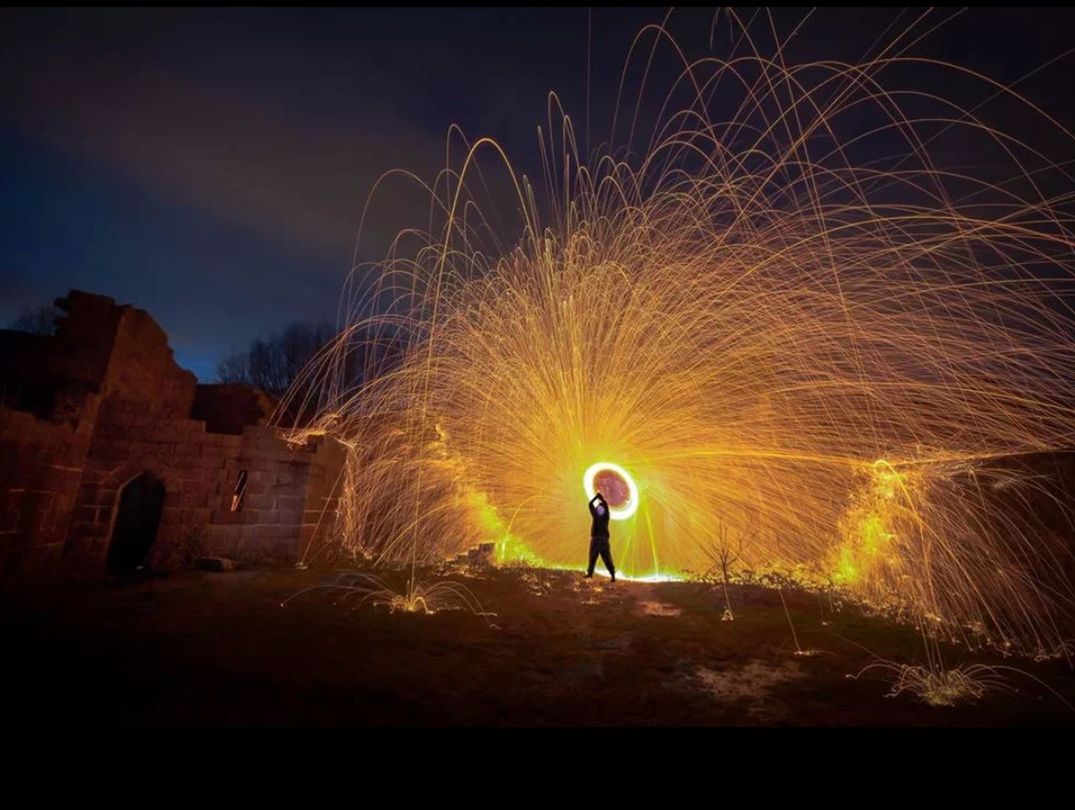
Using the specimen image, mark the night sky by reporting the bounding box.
[3,7,1074,380]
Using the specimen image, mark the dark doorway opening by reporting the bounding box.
[107,471,166,574]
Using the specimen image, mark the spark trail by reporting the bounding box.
[282,11,1075,656]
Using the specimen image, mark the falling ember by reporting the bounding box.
[281,13,1075,657]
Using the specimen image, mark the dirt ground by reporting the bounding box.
[3,564,1074,726]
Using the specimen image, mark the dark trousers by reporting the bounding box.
[587,535,615,577]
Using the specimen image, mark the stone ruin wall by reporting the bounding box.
[0,290,346,579]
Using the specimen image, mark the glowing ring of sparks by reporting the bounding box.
[583,461,639,521]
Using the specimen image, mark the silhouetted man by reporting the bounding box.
[586,492,616,581]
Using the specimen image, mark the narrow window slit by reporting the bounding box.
[231,470,248,512]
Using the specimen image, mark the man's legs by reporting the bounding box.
[599,539,616,580]
[586,537,600,576]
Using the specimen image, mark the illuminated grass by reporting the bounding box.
[282,571,490,617]
[865,662,1007,706]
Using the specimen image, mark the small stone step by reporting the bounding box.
[451,542,496,567]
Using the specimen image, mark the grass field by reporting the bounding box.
[4,565,1074,726]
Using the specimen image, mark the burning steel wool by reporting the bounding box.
[281,14,1075,657]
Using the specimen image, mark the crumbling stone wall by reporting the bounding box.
[104,305,195,417]
[974,451,1075,585]
[200,427,346,566]
[63,397,344,572]
[0,404,96,574]
[0,289,345,579]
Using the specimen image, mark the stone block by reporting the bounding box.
[195,556,237,572]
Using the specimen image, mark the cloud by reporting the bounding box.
[0,10,450,265]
